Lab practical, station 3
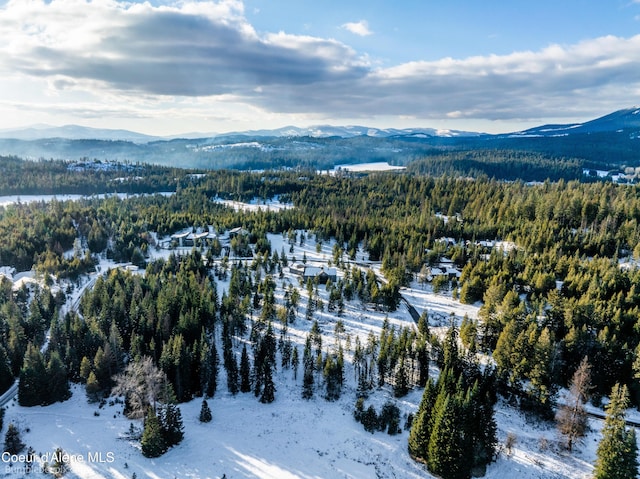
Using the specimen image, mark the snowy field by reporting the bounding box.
[0,229,608,479]
[334,162,406,172]
[212,196,293,213]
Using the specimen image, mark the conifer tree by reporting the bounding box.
[291,346,299,380]
[224,347,238,396]
[18,343,47,406]
[594,383,638,479]
[4,423,24,455]
[47,350,71,403]
[199,399,212,423]
[415,337,429,388]
[302,362,314,399]
[86,371,101,402]
[323,354,342,401]
[0,345,14,394]
[302,336,314,399]
[240,345,252,393]
[141,407,166,458]
[408,378,437,461]
[393,357,409,398]
[260,361,276,404]
[161,402,184,447]
[79,355,92,383]
[204,341,218,398]
[427,393,469,479]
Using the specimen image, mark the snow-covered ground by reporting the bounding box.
[334,162,406,172]
[0,230,610,479]
[212,196,293,213]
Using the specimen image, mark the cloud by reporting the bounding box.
[341,20,372,37]
[0,0,367,97]
[0,0,639,127]
[252,34,640,122]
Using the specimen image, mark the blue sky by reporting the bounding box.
[0,0,639,135]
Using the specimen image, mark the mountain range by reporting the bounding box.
[0,123,483,142]
[0,107,638,171]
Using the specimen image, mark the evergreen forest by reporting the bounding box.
[1,156,640,477]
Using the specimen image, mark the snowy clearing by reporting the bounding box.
[0,230,613,479]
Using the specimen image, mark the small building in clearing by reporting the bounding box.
[289,264,337,284]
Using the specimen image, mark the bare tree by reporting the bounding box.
[556,356,592,451]
[112,356,167,419]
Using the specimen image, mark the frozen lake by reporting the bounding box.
[0,191,174,207]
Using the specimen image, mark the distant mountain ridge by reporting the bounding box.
[0,107,638,172]
[2,107,640,142]
[0,123,483,142]
[0,124,161,143]
[508,106,640,137]
[223,125,483,139]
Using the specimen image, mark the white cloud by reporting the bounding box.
[0,0,366,97]
[341,20,372,37]
[0,0,639,130]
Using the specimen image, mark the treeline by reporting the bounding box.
[406,150,584,182]
[0,156,181,195]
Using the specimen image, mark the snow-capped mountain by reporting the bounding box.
[0,125,161,143]
[510,107,640,137]
[222,125,482,139]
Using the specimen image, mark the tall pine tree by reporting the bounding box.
[141,407,166,458]
[240,345,252,393]
[593,383,638,479]
[18,343,47,406]
[408,378,437,461]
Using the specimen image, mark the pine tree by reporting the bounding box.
[594,383,639,479]
[361,405,379,433]
[323,354,342,401]
[427,393,469,479]
[393,357,409,398]
[205,341,218,398]
[47,350,71,403]
[291,346,299,380]
[240,345,252,393]
[199,399,212,423]
[415,337,429,387]
[86,371,101,402]
[0,345,14,394]
[161,402,184,447]
[141,407,166,458]
[4,423,24,455]
[79,355,92,383]
[18,343,47,406]
[302,363,314,399]
[226,353,239,395]
[408,378,437,461]
[260,361,276,404]
[302,337,314,399]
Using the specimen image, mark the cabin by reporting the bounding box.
[170,231,190,247]
[229,227,249,238]
[288,264,337,284]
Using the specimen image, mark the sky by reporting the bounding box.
[1,0,640,136]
